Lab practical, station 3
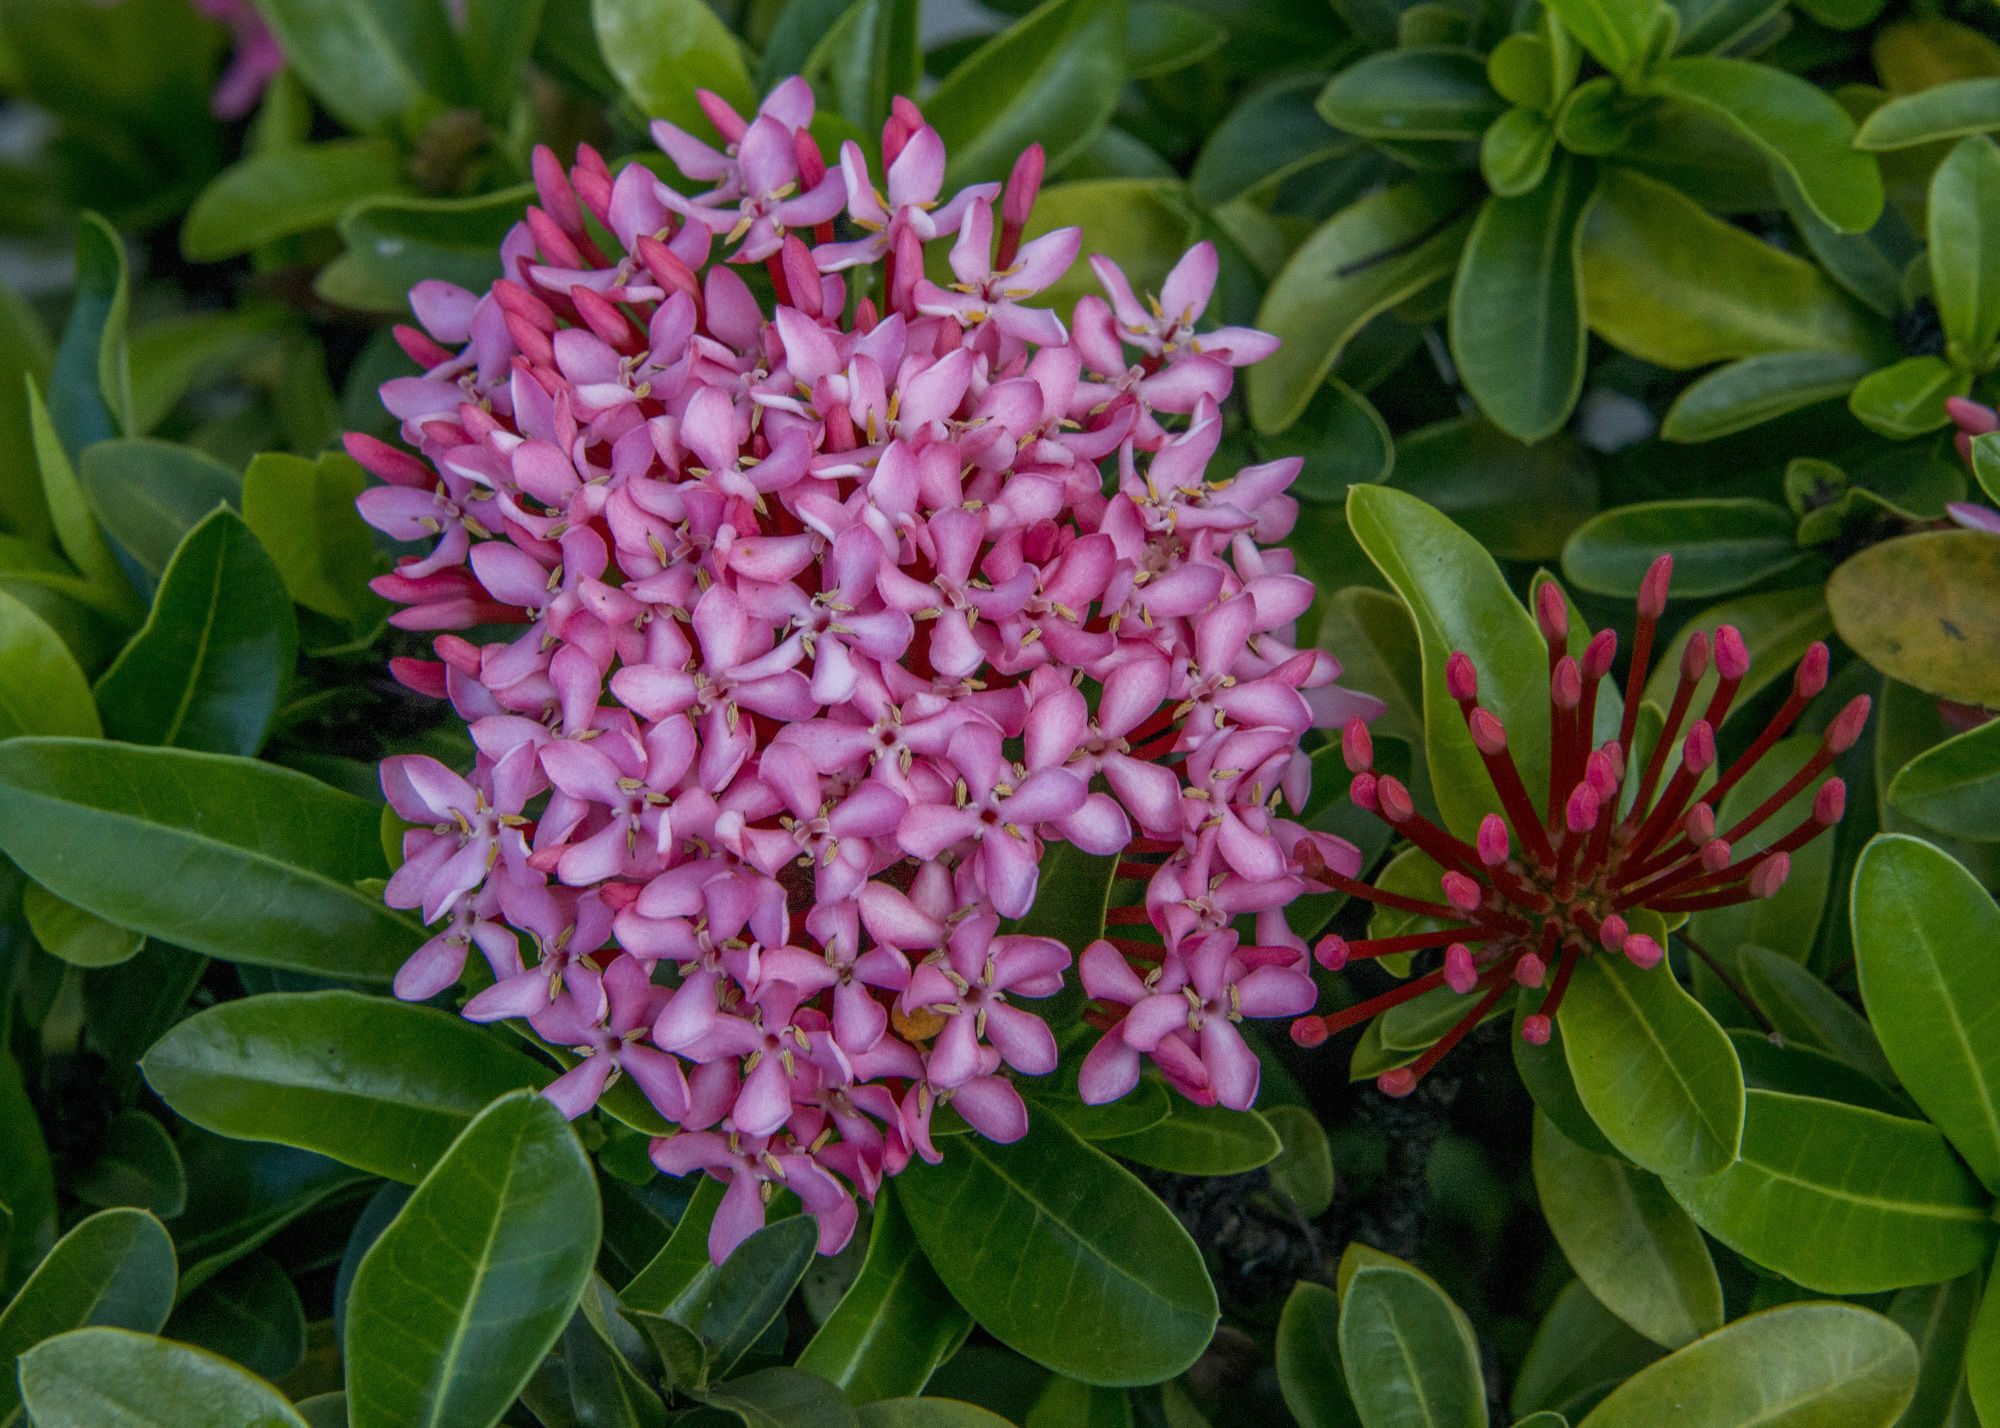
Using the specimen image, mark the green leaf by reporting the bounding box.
[1259,378,1394,504]
[1388,417,1597,563]
[1775,170,1917,322]
[76,439,240,583]
[651,1214,819,1380]
[462,0,545,125]
[0,1209,175,1426]
[49,213,130,456]
[1736,946,1892,1087]
[620,1175,725,1315]
[801,0,922,140]
[70,1111,186,1218]
[1542,0,1661,78]
[1338,1263,1486,1428]
[1515,1005,1621,1158]
[1511,1279,1662,1420]
[0,1049,57,1297]
[1853,834,2000,1191]
[1969,1272,2000,1428]
[0,738,416,981]
[1887,714,2000,842]
[1856,77,2000,150]
[1885,1272,1982,1428]
[1276,1282,1360,1428]
[1127,2,1223,79]
[923,0,1128,190]
[1480,108,1556,198]
[1531,1112,1722,1350]
[593,0,753,133]
[1727,1031,1908,1118]
[857,1400,1016,1427]
[897,1110,1217,1386]
[1827,532,2000,707]
[0,586,99,739]
[162,1253,303,1384]
[1579,170,1890,369]
[696,1368,861,1427]
[1191,74,1356,207]
[241,450,378,623]
[1928,136,2000,369]
[1558,956,1744,1179]
[1025,1376,1129,1428]
[182,141,407,261]
[330,187,535,311]
[94,509,295,757]
[1346,482,1549,839]
[1094,1100,1281,1174]
[1664,1091,1995,1293]
[797,1186,971,1403]
[1660,352,1876,443]
[562,1274,669,1427]
[1642,58,1882,234]
[126,308,289,439]
[345,1090,598,1428]
[24,377,139,622]
[1264,1105,1335,1218]
[24,884,142,969]
[1316,48,1505,142]
[1573,1302,1918,1428]
[253,0,461,133]
[1012,179,1197,322]
[172,1136,368,1298]
[1250,178,1476,434]
[143,991,549,1184]
[1562,499,1799,601]
[1849,356,1968,439]
[0,281,53,547]
[18,1327,308,1428]
[1689,738,1835,964]
[1448,156,1594,442]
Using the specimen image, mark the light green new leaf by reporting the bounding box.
[241,450,378,622]
[19,1327,307,1428]
[1338,1263,1486,1428]
[23,884,141,969]
[1856,77,2000,149]
[344,1090,598,1428]
[593,0,755,133]
[1558,956,1743,1179]
[23,377,139,622]
[76,439,240,583]
[1542,0,1661,77]
[1928,136,2000,369]
[1853,834,2000,1191]
[1849,356,1968,439]
[182,140,407,260]
[0,585,99,739]
[1887,715,2000,842]
[254,0,461,133]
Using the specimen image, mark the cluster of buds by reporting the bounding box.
[1288,557,1868,1096]
[356,79,1378,1262]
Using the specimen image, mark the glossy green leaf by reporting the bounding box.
[1968,1273,2000,1428]
[1856,77,2000,150]
[1561,499,1799,600]
[897,1110,1217,1386]
[593,0,754,132]
[143,991,548,1183]
[1736,944,1894,1086]
[49,213,130,456]
[0,279,54,547]
[1025,1376,1130,1428]
[1849,356,1968,438]
[620,1174,725,1315]
[1579,170,1890,369]
[1480,108,1556,198]
[1260,378,1394,504]
[163,1253,303,1384]
[1346,482,1549,838]
[1888,715,2000,841]
[857,1400,1016,1427]
[94,509,295,757]
[1574,1302,1918,1427]
[1515,1005,1620,1158]
[1250,178,1476,434]
[696,1368,861,1427]
[1338,1263,1486,1428]
[1531,1112,1722,1350]
[171,1136,368,1298]
[654,1214,818,1379]
[0,586,99,739]
[462,0,545,124]
[1389,418,1597,563]
[241,450,378,623]
[254,0,459,132]
[1277,1281,1359,1428]
[182,140,407,261]
[0,738,415,980]
[800,0,921,140]
[70,1111,186,1218]
[1689,738,1835,964]
[345,1090,598,1428]
[1450,155,1594,442]
[1775,170,1916,321]
[18,1327,308,1428]
[1853,834,2000,1190]
[1665,1091,1994,1292]
[0,1049,57,1297]
[0,1209,175,1427]
[24,377,139,623]
[329,186,534,311]
[1511,1279,1662,1420]
[1095,1100,1280,1174]
[923,0,1128,189]
[125,308,287,439]
[798,1186,970,1402]
[1660,353,1876,442]
[1543,0,1661,76]
[1643,58,1882,233]
[1886,1272,1982,1428]
[76,439,240,583]
[1930,137,2000,369]
[24,884,142,969]
[1559,956,1743,1178]
[1828,532,2000,707]
[1487,35,1555,112]
[1192,74,1356,207]
[562,1274,668,1427]
[1128,2,1223,79]
[1727,1031,1909,1118]
[1316,47,1505,141]
[1264,1104,1335,1218]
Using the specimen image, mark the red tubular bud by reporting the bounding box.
[1378,777,1415,823]
[1291,1015,1329,1048]
[1343,717,1374,774]
[1713,625,1750,680]
[1750,854,1791,899]
[1685,803,1715,842]
[1003,143,1046,233]
[1446,651,1478,702]
[781,235,821,318]
[494,279,558,332]
[1584,628,1618,679]
[1521,1013,1552,1045]
[1598,914,1628,952]
[394,325,454,368]
[1827,695,1872,753]
[1514,953,1547,988]
[344,431,433,487]
[433,634,482,675]
[1537,582,1570,646]
[1315,935,1349,971]
[531,145,583,235]
[1444,944,1478,994]
[525,206,582,268]
[1794,642,1830,699]
[1350,772,1380,813]
[1681,630,1712,683]
[1639,553,1674,618]
[792,127,827,187]
[501,311,555,368]
[572,286,638,349]
[1585,749,1620,799]
[1469,707,1507,754]
[1552,657,1582,709]
[1377,1068,1418,1097]
[1814,778,1847,824]
[854,297,879,332]
[1682,720,1716,775]
[1566,783,1600,834]
[1700,838,1732,873]
[388,656,448,698]
[883,94,923,165]
[1441,871,1484,912]
[1477,815,1509,867]
[1624,934,1664,969]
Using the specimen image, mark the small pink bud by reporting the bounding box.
[1521,1014,1552,1045]
[1701,838,1732,873]
[1947,394,2000,435]
[1585,749,1619,799]
[1350,772,1380,813]
[1584,628,1618,679]
[1446,652,1478,702]
[1682,720,1716,775]
[1377,776,1415,824]
[1685,803,1715,841]
[1598,914,1628,952]
[1444,943,1478,994]
[1315,935,1349,971]
[1814,778,1846,825]
[1291,1015,1329,1048]
[1002,143,1045,232]
[1639,553,1674,618]
[1681,630,1711,683]
[1624,934,1664,969]
[1552,657,1582,709]
[1477,814,1509,867]
[1343,717,1374,774]
[1514,953,1547,988]
[1794,642,1829,699]
[1537,582,1569,645]
[1751,853,1791,899]
[1442,871,1484,913]
[1713,625,1749,680]
[1566,782,1600,834]
[792,127,827,187]
[1469,708,1507,754]
[1378,1068,1418,1097]
[1827,695,1871,753]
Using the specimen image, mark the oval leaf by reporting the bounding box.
[182,140,407,261]
[76,439,240,583]
[1827,531,2000,706]
[592,0,754,134]
[1886,714,2000,841]
[19,1327,307,1428]
[1338,1263,1485,1428]
[0,586,99,739]
[1561,499,1800,600]
[1094,1100,1281,1174]
[1661,352,1876,443]
[1856,76,2000,150]
[1316,47,1506,141]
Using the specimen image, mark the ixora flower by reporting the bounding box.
[356,79,1379,1263]
[1288,554,1868,1097]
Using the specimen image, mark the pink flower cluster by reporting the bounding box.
[354,80,1376,1263]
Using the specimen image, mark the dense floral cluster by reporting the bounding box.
[1290,557,1867,1094]
[354,80,1378,1262]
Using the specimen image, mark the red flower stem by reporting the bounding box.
[1311,868,1473,922]
[1342,927,1492,959]
[1628,811,1830,903]
[1698,673,1742,733]
[765,255,793,308]
[1677,930,1775,1034]
[1105,905,1152,926]
[1626,664,1700,829]
[1460,707,1558,867]
[1702,687,1811,811]
[1617,605,1660,758]
[1535,934,1581,1022]
[1400,974,1512,1086]
[1385,808,1485,880]
[1651,884,1763,914]
[1715,747,1835,847]
[1320,967,1451,1036]
[1549,700,1578,836]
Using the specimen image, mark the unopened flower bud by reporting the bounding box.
[1343,717,1374,774]
[1514,953,1547,988]
[1597,914,1628,952]
[1378,1067,1418,1097]
[1536,582,1569,645]
[1639,553,1674,618]
[1713,625,1749,680]
[1441,871,1483,913]
[1350,772,1379,812]
[1750,853,1791,899]
[1624,934,1664,969]
[1566,782,1600,834]
[1684,803,1715,842]
[1794,642,1829,699]
[1002,143,1045,233]
[1552,657,1582,709]
[1682,720,1716,775]
[1681,630,1711,682]
[1827,695,1871,753]
[1700,838,1732,873]
[1444,943,1478,994]
[1315,935,1349,971]
[1814,778,1846,824]
[1585,749,1619,799]
[1377,776,1415,824]
[1583,628,1618,679]
[1477,814,1509,867]
[1521,1013,1552,1045]
[1469,707,1507,754]
[1446,651,1478,702]
[1291,1015,1329,1048]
